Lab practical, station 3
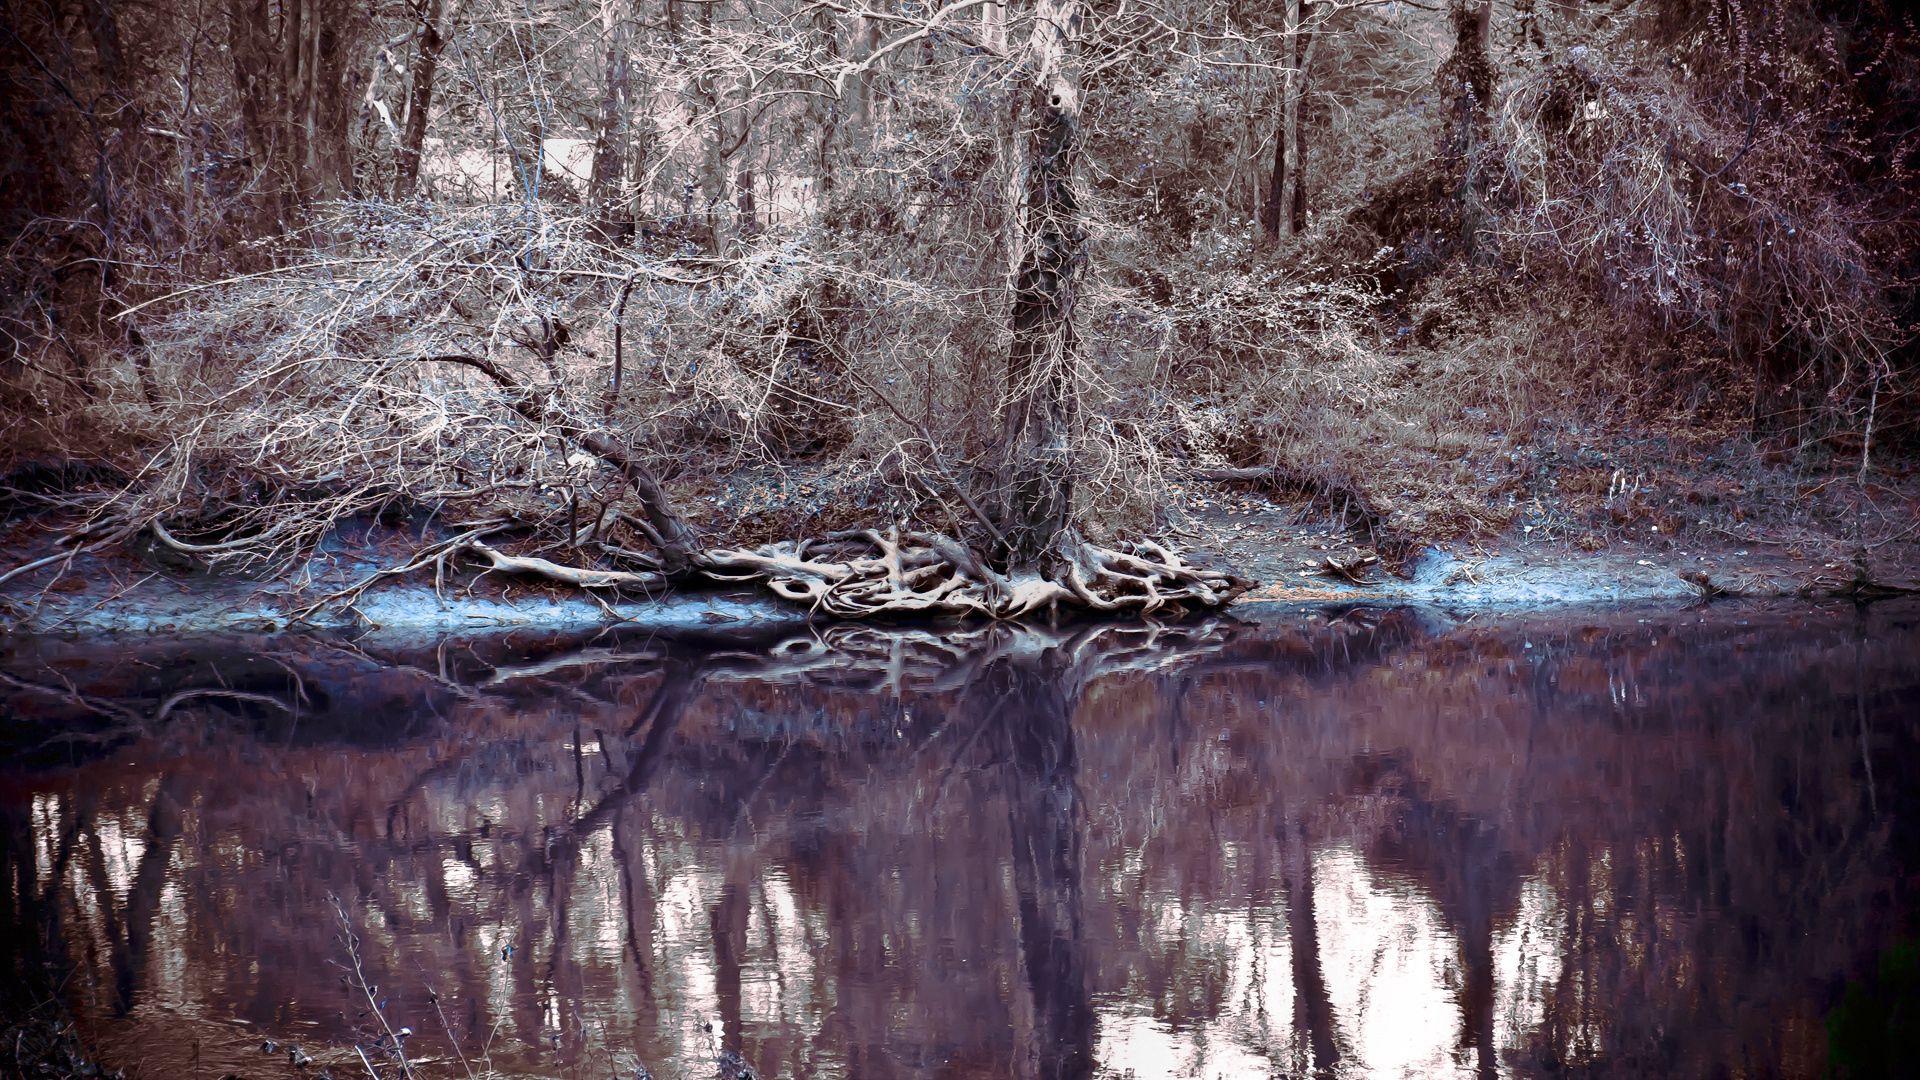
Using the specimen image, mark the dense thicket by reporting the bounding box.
[2,0,1915,612]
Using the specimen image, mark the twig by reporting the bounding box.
[0,539,111,590]
[290,521,511,623]
[331,896,416,1079]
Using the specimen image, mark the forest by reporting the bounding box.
[3,0,1917,618]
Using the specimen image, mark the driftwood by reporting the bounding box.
[467,540,669,591]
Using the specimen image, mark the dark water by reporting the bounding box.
[3,601,1918,1079]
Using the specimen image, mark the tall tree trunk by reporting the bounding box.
[311,0,358,198]
[848,14,882,150]
[806,6,840,197]
[282,0,314,202]
[1262,109,1287,241]
[231,0,360,214]
[1263,0,1312,241]
[77,0,145,396]
[588,0,636,243]
[227,0,282,220]
[1437,0,1495,254]
[509,18,548,202]
[981,0,1007,53]
[394,0,445,198]
[1001,0,1084,572]
[697,0,729,253]
[588,0,633,212]
[1290,6,1315,234]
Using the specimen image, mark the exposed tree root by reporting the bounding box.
[466,540,670,591]
[414,526,1251,622]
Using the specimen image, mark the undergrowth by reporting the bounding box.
[2,1,1915,586]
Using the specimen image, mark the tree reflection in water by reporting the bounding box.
[2,601,1917,1078]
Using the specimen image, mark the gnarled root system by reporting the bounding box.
[452,527,1250,620]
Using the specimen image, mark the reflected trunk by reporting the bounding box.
[711,874,750,1053]
[981,654,1094,1080]
[1281,816,1339,1075]
[113,775,182,1015]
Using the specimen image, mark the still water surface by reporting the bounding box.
[3,601,1917,1079]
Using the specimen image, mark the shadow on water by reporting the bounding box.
[3,600,1919,1078]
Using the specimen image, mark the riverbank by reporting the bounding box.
[4,499,1915,637]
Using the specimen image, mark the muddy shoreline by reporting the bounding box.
[4,519,1915,637]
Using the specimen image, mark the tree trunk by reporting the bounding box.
[1262,108,1286,241]
[588,1,638,243]
[589,1,632,209]
[981,0,1007,54]
[227,0,286,221]
[313,1,358,198]
[1290,6,1315,234]
[1263,0,1311,241]
[848,15,882,149]
[1437,0,1495,254]
[77,0,145,393]
[1441,0,1496,149]
[394,0,445,198]
[230,0,360,213]
[1001,0,1085,572]
[509,19,547,202]
[696,0,729,253]
[805,6,840,197]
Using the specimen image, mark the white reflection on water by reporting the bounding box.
[652,843,724,1060]
[1492,867,1565,1063]
[1094,898,1295,1078]
[1316,841,1464,1079]
[475,921,515,1035]
[742,868,819,1032]
[32,792,59,893]
[153,875,191,1010]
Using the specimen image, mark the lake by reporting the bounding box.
[3,600,1917,1078]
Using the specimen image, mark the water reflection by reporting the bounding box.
[2,602,1916,1078]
